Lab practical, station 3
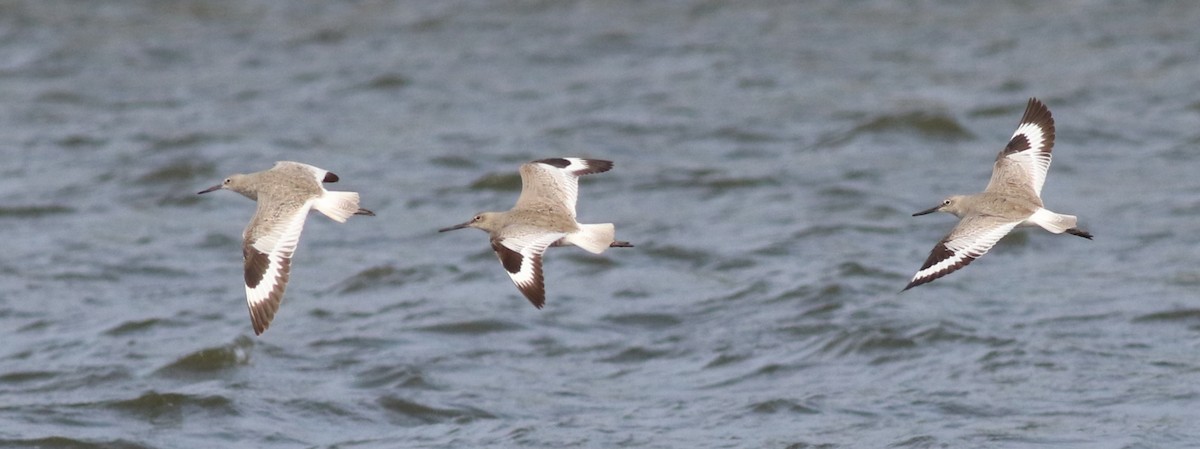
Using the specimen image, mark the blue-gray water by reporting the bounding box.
[2,1,1199,447]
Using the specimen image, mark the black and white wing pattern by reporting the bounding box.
[490,230,567,308]
[985,98,1055,198]
[242,198,312,335]
[904,215,1020,290]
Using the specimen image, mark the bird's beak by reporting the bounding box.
[438,221,471,232]
[197,184,222,194]
[912,205,941,216]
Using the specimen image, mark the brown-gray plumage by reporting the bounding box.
[905,98,1091,291]
[439,158,632,308]
[199,161,374,335]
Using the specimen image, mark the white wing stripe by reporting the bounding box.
[910,221,1019,283]
[501,233,563,277]
[1007,119,1053,196]
[244,201,312,331]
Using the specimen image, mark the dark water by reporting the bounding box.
[2,1,1199,447]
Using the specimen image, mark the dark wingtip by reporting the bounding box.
[355,208,375,216]
[610,241,634,248]
[533,158,571,168]
[323,172,340,183]
[1020,97,1054,136]
[532,158,614,175]
[584,159,614,174]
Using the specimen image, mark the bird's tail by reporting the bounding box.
[565,223,616,254]
[1027,208,1077,234]
[314,191,366,223]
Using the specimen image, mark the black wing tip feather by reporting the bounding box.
[902,242,977,291]
[1020,98,1055,139]
[491,241,547,309]
[250,304,275,335]
[581,159,614,175]
[533,158,571,168]
[532,158,614,175]
[521,253,546,309]
[244,249,289,336]
[247,278,286,336]
[323,172,339,183]
[997,98,1055,160]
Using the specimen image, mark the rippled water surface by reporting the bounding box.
[2,1,1200,447]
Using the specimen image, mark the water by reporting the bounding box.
[1,1,1199,447]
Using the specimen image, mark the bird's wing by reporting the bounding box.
[905,215,1021,290]
[514,158,613,218]
[242,198,312,334]
[491,230,567,308]
[985,98,1055,198]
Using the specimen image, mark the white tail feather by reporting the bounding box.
[565,223,615,254]
[313,191,361,223]
[1027,208,1076,234]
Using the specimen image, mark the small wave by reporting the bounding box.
[747,398,820,415]
[542,119,685,138]
[0,370,57,384]
[1132,308,1200,323]
[334,264,440,294]
[598,346,673,364]
[850,111,973,141]
[353,366,440,390]
[0,437,153,449]
[469,172,522,191]
[639,244,714,266]
[637,172,781,193]
[136,159,216,184]
[602,313,682,330]
[810,320,1009,363]
[377,395,496,426]
[707,125,783,144]
[356,73,410,91]
[56,134,107,148]
[153,337,253,378]
[816,327,917,358]
[35,90,99,106]
[0,205,73,218]
[429,154,480,168]
[109,391,235,421]
[414,319,525,335]
[136,132,232,152]
[702,353,750,369]
[103,318,177,337]
[888,435,941,448]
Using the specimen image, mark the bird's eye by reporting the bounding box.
[473,215,482,221]
[943,199,951,205]
[223,178,232,184]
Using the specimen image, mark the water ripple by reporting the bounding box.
[0,437,153,449]
[376,395,496,426]
[152,337,253,379]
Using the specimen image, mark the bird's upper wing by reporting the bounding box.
[514,158,613,217]
[985,98,1055,198]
